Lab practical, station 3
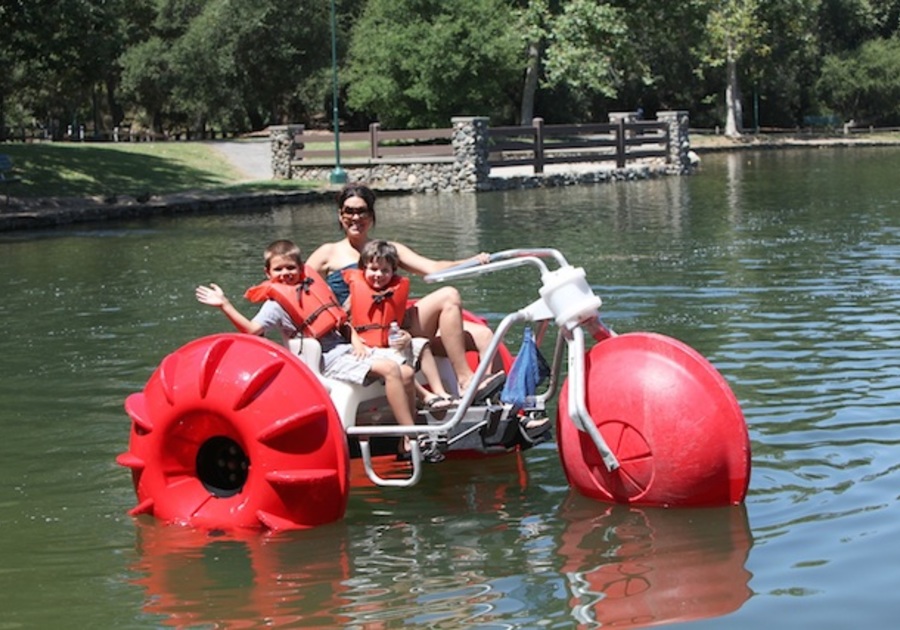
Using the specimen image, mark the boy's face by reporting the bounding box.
[266,254,302,285]
[363,258,394,290]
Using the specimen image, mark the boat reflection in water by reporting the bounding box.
[130,521,354,627]
[558,494,753,628]
[129,454,751,627]
[129,454,530,628]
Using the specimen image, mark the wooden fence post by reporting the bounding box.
[369,122,380,159]
[615,117,626,168]
[532,117,544,174]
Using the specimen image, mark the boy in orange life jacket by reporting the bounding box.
[195,239,419,455]
[343,240,458,411]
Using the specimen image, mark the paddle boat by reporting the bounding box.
[118,249,750,532]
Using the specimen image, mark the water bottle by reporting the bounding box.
[388,322,403,349]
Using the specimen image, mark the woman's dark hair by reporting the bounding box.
[336,183,377,228]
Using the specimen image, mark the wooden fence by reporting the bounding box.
[488,118,668,172]
[293,118,670,172]
[295,123,453,161]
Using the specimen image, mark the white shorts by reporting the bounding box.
[322,344,406,385]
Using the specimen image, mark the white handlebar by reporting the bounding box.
[424,248,569,284]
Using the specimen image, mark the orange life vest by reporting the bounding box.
[342,268,410,347]
[244,265,347,339]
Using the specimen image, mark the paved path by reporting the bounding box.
[206,138,273,181]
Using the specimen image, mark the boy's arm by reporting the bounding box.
[343,296,370,356]
[196,283,264,335]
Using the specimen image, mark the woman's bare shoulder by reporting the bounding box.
[305,240,339,271]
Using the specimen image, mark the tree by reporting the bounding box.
[118,37,176,132]
[529,1,711,122]
[818,0,900,53]
[817,37,900,125]
[702,0,769,137]
[515,0,550,125]
[614,1,710,116]
[118,0,333,134]
[345,0,522,128]
[541,0,631,106]
[1,0,144,137]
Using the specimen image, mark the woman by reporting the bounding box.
[305,183,503,399]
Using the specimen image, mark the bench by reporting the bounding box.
[288,337,391,429]
[802,115,841,130]
[0,154,22,204]
[287,336,458,430]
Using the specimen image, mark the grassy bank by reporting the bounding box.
[0,140,314,200]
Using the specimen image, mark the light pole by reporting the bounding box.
[329,0,347,184]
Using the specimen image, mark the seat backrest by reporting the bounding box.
[285,336,389,429]
[287,337,323,374]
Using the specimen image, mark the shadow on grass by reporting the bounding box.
[1,143,230,198]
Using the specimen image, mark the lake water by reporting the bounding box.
[1,147,899,627]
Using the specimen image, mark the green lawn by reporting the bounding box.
[0,141,318,199]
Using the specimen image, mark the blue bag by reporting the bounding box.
[500,326,550,409]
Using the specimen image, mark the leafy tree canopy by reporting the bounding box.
[817,36,900,125]
[345,0,522,127]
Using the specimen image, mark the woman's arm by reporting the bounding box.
[304,242,335,276]
[393,241,488,276]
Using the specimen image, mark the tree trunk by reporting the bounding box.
[105,76,124,128]
[247,107,264,132]
[724,46,742,137]
[519,40,541,125]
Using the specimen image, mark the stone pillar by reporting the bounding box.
[657,111,691,172]
[269,124,303,180]
[451,116,490,192]
[608,111,637,126]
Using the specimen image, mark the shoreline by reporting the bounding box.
[4,133,900,232]
[0,188,335,232]
[689,132,900,153]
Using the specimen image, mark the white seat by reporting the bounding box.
[287,337,388,429]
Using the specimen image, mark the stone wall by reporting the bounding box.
[272,113,692,192]
[290,160,460,194]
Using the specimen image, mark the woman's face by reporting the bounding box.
[339,196,374,237]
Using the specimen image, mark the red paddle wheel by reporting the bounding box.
[117,334,349,531]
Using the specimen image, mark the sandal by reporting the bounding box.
[424,396,457,411]
[519,415,553,444]
[472,372,506,403]
[522,416,550,431]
